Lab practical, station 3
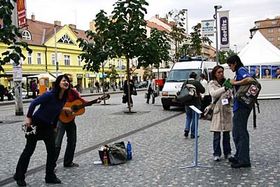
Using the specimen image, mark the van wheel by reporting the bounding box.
[163,104,170,110]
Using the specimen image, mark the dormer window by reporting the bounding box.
[22,30,32,40]
[58,34,74,44]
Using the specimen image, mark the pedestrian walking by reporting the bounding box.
[184,72,205,139]
[208,65,233,161]
[146,77,156,104]
[14,74,71,186]
[123,78,135,107]
[227,55,253,168]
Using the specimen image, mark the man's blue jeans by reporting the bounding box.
[54,120,77,166]
[232,107,252,164]
[185,105,199,136]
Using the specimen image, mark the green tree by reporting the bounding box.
[218,49,237,64]
[0,0,32,72]
[168,9,187,61]
[138,29,171,68]
[77,10,111,73]
[110,0,148,111]
[188,23,212,57]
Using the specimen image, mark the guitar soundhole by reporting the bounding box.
[72,105,79,112]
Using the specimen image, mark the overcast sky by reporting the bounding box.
[26,0,280,51]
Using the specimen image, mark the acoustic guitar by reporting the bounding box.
[59,94,110,123]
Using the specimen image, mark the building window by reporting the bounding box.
[37,53,42,64]
[27,52,32,64]
[64,55,70,66]
[278,37,280,41]
[22,30,32,40]
[268,37,274,42]
[51,54,56,65]
[272,20,277,25]
[78,56,82,66]
[58,34,74,44]
[268,29,274,33]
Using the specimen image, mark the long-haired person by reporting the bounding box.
[208,65,233,161]
[14,74,71,186]
[227,55,253,168]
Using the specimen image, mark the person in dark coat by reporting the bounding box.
[184,72,205,138]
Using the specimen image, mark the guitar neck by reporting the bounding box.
[84,99,99,107]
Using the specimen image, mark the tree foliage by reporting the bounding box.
[167,9,187,61]
[218,49,237,64]
[138,28,171,68]
[0,0,32,72]
[77,10,111,72]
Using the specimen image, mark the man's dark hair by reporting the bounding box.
[189,72,197,79]
[227,55,244,71]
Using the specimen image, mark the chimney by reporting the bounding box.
[155,14,159,19]
[54,20,61,26]
[69,24,76,30]
[31,14,35,21]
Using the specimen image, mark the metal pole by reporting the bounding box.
[215,7,219,64]
[11,0,23,116]
[54,26,58,77]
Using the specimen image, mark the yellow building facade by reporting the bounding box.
[0,17,126,91]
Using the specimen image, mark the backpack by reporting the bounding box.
[235,77,261,107]
[176,80,196,104]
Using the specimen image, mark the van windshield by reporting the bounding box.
[166,69,202,82]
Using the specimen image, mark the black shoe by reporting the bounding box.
[13,175,26,186]
[45,177,62,184]
[184,130,189,138]
[190,135,199,139]
[64,162,79,168]
[231,162,251,168]
[228,157,238,163]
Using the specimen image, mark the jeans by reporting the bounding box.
[15,127,56,180]
[232,107,252,164]
[54,120,77,166]
[185,105,199,136]
[213,131,231,157]
[146,90,155,104]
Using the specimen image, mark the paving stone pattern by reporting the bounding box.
[0,94,279,187]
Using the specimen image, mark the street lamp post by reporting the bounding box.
[54,25,58,77]
[214,5,222,64]
[234,44,237,53]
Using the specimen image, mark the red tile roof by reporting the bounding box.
[146,20,170,33]
[21,19,87,46]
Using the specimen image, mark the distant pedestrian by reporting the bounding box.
[95,81,100,93]
[0,84,4,101]
[146,77,156,104]
[208,65,233,161]
[13,74,71,186]
[184,72,205,139]
[227,55,253,168]
[123,78,135,108]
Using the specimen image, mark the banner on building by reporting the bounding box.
[219,10,230,50]
[201,19,215,37]
[17,0,27,28]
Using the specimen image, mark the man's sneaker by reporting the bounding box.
[213,156,221,162]
[184,130,189,138]
[225,154,233,159]
[13,175,26,186]
[45,177,62,184]
[64,162,79,168]
[228,156,238,163]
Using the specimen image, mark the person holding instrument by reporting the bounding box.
[14,74,71,186]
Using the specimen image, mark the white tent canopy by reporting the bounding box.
[239,31,280,65]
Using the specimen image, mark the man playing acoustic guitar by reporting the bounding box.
[54,74,101,168]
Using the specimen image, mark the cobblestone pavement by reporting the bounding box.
[0,93,279,187]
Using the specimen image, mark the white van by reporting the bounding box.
[161,60,217,110]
